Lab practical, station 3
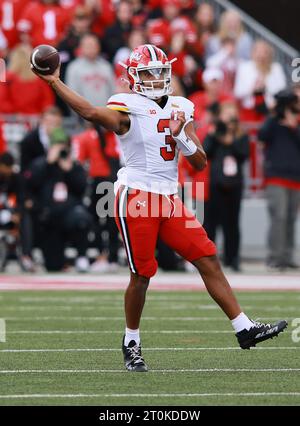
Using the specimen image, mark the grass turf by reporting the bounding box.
[0,290,299,406]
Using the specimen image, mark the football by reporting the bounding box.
[30,44,60,75]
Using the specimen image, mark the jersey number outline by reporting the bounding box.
[43,10,57,39]
[158,119,176,161]
[1,1,14,30]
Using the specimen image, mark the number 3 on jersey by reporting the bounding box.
[158,119,177,161]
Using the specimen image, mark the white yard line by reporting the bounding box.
[0,368,299,374]
[0,347,298,353]
[0,392,299,399]
[2,316,294,321]
[16,295,300,303]
[7,330,292,334]
[2,305,298,312]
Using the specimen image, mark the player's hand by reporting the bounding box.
[170,111,186,137]
[31,64,61,84]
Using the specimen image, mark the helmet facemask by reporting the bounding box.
[129,64,172,100]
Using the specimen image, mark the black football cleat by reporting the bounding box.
[122,336,148,372]
[236,320,288,350]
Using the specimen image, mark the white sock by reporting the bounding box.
[124,327,140,346]
[231,312,253,333]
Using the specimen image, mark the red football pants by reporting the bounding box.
[115,186,216,278]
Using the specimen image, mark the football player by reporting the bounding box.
[33,44,288,372]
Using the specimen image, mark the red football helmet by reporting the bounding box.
[121,44,176,100]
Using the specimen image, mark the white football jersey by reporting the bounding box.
[107,93,194,195]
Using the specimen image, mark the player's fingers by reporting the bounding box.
[171,111,175,120]
[177,111,186,122]
[31,65,45,80]
[30,64,38,75]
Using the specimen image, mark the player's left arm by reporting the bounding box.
[170,111,207,171]
[183,121,207,171]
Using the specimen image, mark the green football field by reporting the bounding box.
[0,290,299,406]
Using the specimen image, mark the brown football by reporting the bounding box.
[30,45,60,75]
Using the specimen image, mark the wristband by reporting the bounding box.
[173,132,197,157]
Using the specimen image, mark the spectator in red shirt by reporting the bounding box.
[147,0,198,52]
[147,0,180,51]
[88,0,116,39]
[60,0,83,14]
[189,68,233,127]
[18,0,71,47]
[148,0,202,94]
[0,44,54,115]
[147,0,195,12]
[0,0,27,49]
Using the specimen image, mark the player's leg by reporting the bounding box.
[121,272,150,372]
[193,255,241,319]
[125,272,150,331]
[159,196,288,349]
[192,254,287,348]
[159,204,241,319]
[115,186,160,371]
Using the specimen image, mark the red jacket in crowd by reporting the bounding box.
[0,71,54,114]
[17,1,72,47]
[72,128,119,179]
[0,0,28,48]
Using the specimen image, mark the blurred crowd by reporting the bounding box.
[0,0,299,273]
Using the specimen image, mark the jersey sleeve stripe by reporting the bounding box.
[107,106,130,112]
[107,101,128,107]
